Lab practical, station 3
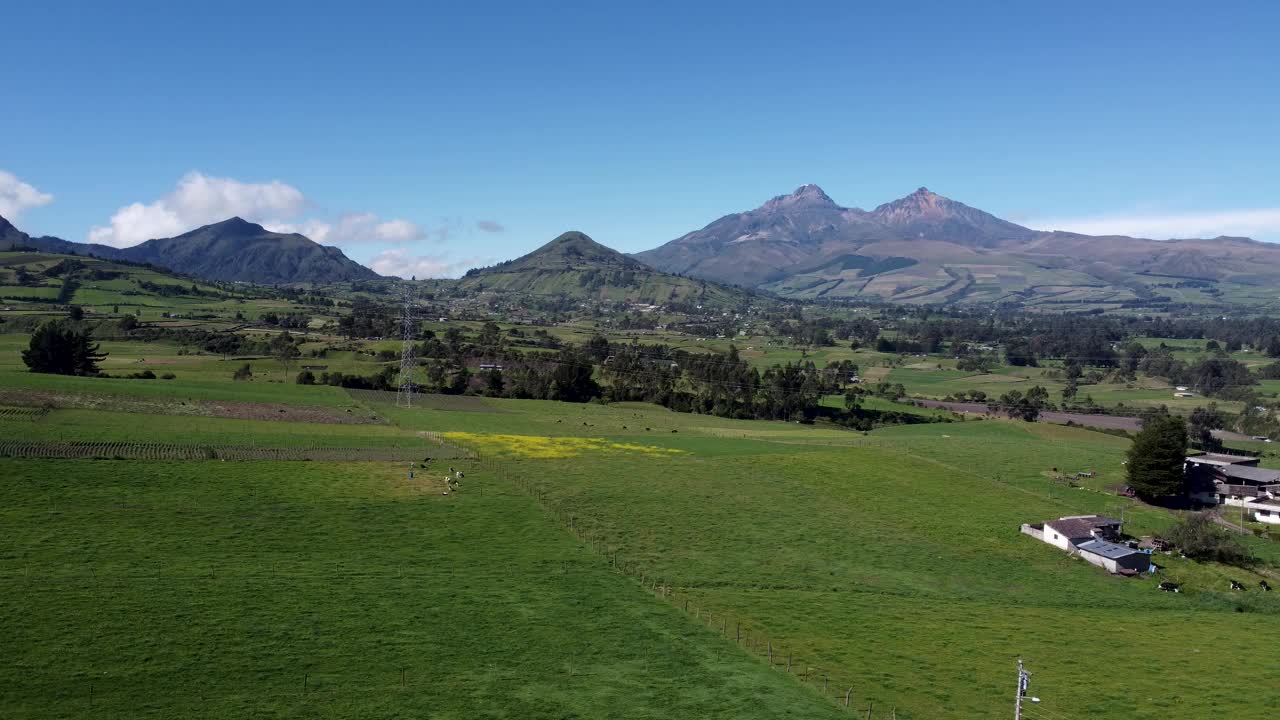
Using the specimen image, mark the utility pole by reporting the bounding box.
[396,284,418,408]
[1014,658,1031,720]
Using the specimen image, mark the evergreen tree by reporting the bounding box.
[1126,414,1189,500]
[22,320,106,376]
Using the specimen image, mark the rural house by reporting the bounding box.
[1021,515,1151,574]
[1186,454,1280,525]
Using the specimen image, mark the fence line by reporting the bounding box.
[0,439,472,462]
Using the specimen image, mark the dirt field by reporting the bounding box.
[0,388,383,424]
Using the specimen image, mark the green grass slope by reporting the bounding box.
[1,457,844,719]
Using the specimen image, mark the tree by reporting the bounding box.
[67,305,84,321]
[843,388,862,413]
[1188,403,1226,452]
[271,330,301,374]
[481,368,505,397]
[993,385,1049,421]
[296,370,316,385]
[1004,338,1037,367]
[233,363,253,381]
[1126,414,1188,500]
[22,320,106,376]
[1267,336,1280,358]
[477,321,503,351]
[547,348,600,402]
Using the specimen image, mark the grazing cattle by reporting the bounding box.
[1261,580,1272,592]
[1158,582,1180,593]
[1230,579,1245,591]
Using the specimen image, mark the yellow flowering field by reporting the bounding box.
[442,432,685,459]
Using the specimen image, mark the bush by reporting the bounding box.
[160,372,176,380]
[232,363,253,381]
[1160,513,1252,566]
[296,370,316,385]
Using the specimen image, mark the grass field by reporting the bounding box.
[1,458,845,719]
[429,414,1280,719]
[4,343,1280,718]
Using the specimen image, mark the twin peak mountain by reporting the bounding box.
[5,185,1278,305]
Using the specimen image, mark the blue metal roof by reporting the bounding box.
[1077,539,1142,560]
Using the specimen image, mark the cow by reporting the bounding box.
[1158,582,1180,593]
[1229,579,1245,591]
[1261,580,1272,592]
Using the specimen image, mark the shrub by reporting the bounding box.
[296,370,316,385]
[232,363,253,381]
[160,372,176,380]
[1160,513,1252,566]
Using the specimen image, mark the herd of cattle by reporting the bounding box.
[1158,579,1272,593]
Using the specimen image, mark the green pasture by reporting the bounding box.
[445,416,1279,720]
[0,367,360,408]
[4,315,1280,718]
[1,459,840,719]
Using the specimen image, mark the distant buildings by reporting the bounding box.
[1186,453,1280,525]
[1021,515,1151,574]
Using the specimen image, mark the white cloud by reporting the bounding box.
[476,219,505,233]
[0,170,54,220]
[266,213,425,246]
[368,248,492,279]
[1029,208,1280,241]
[89,171,307,247]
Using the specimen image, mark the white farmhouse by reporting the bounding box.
[1021,515,1151,574]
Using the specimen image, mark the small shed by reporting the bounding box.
[1076,539,1151,574]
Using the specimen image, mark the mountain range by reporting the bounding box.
[6,184,1280,308]
[0,215,378,284]
[635,185,1280,307]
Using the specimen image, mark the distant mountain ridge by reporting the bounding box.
[0,215,379,284]
[634,185,1280,308]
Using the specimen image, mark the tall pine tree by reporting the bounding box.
[1126,414,1189,500]
[22,320,106,376]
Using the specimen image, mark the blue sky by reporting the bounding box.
[2,1,1278,277]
